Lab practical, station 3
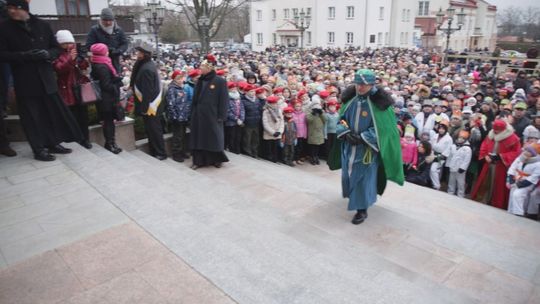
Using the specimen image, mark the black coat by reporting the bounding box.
[85,24,128,74]
[90,63,121,113]
[0,15,62,97]
[190,70,228,152]
[131,59,162,116]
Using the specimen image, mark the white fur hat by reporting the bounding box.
[56,30,75,44]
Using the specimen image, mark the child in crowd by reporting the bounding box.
[430,121,453,190]
[323,99,340,159]
[225,82,245,154]
[406,141,434,186]
[281,106,297,166]
[507,144,540,217]
[306,103,326,165]
[262,95,284,163]
[165,71,190,162]
[401,125,418,172]
[446,130,472,198]
[292,100,307,164]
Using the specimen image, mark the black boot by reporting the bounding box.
[104,142,122,154]
[34,149,55,161]
[172,153,184,162]
[48,144,72,154]
[79,140,92,149]
[351,209,368,225]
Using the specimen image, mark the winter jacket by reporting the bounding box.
[401,138,418,166]
[406,152,435,186]
[292,110,307,138]
[282,119,297,145]
[166,81,190,122]
[415,112,435,134]
[225,97,245,127]
[512,116,531,139]
[445,142,472,173]
[430,133,453,158]
[85,24,128,73]
[90,63,121,113]
[324,111,340,138]
[306,111,326,145]
[184,81,195,104]
[262,104,284,140]
[243,95,264,127]
[53,50,89,106]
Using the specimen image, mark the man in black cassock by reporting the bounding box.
[0,0,16,158]
[0,0,82,161]
[189,54,229,169]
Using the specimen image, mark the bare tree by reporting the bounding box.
[498,6,522,35]
[167,0,249,54]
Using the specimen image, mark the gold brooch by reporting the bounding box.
[361,111,368,117]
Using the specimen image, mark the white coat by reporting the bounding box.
[507,156,540,216]
[414,112,435,134]
[430,132,453,157]
[262,104,284,140]
[445,143,472,172]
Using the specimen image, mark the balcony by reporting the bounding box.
[39,15,135,39]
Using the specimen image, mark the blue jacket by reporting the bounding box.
[242,95,264,127]
[166,82,191,122]
[226,98,245,127]
[184,81,195,104]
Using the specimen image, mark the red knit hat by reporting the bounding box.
[255,87,266,95]
[188,69,201,78]
[266,95,279,103]
[216,69,226,76]
[319,90,330,99]
[244,84,257,92]
[493,119,507,132]
[171,70,183,80]
[327,100,338,106]
[297,90,307,98]
[283,106,294,114]
[273,87,284,94]
[227,82,237,89]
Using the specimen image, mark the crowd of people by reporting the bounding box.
[0,0,539,222]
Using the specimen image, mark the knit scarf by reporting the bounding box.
[91,54,117,76]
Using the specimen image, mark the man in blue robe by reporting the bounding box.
[336,69,403,224]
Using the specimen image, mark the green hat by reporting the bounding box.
[500,99,510,105]
[354,69,376,85]
[514,102,527,110]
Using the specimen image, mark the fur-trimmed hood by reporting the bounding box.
[487,124,515,142]
[370,87,395,110]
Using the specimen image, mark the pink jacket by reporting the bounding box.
[292,110,307,138]
[401,138,418,166]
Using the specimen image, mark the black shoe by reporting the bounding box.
[190,164,200,170]
[351,209,367,225]
[48,144,72,154]
[0,146,17,157]
[315,157,320,165]
[172,154,184,162]
[214,162,222,168]
[34,149,56,162]
[155,155,167,161]
[79,140,92,149]
[104,143,122,154]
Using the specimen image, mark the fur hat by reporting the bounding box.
[55,30,75,44]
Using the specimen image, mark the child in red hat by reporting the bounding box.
[281,106,298,166]
[225,82,244,154]
[262,95,284,162]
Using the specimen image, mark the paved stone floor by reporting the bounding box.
[0,142,539,303]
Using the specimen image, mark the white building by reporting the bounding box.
[30,0,108,16]
[414,0,497,51]
[249,0,417,51]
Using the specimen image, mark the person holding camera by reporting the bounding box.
[0,0,82,161]
[471,119,521,210]
[53,30,92,149]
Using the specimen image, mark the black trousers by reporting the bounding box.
[17,94,82,153]
[225,125,242,154]
[264,139,279,162]
[143,115,166,157]
[171,121,189,157]
[283,144,295,164]
[309,144,321,160]
[242,126,260,157]
[100,111,115,144]
[0,108,8,149]
[70,103,89,142]
[294,138,307,161]
[322,133,336,159]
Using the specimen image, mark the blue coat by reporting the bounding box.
[225,98,245,127]
[242,96,264,127]
[184,81,195,104]
[166,82,191,122]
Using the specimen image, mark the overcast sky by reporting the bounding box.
[487,0,540,10]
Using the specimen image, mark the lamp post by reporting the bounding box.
[292,8,311,49]
[436,7,466,65]
[198,14,211,55]
[144,1,165,64]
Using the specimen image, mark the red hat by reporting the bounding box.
[327,100,338,106]
[238,81,249,90]
[255,87,266,95]
[188,69,201,78]
[319,90,330,99]
[283,106,294,114]
[244,84,257,92]
[216,69,227,76]
[171,70,183,80]
[493,119,507,132]
[227,82,237,89]
[266,95,279,103]
[205,54,217,64]
[273,87,284,94]
[297,90,307,98]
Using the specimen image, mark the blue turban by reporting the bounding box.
[354,69,376,85]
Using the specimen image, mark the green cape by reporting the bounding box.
[327,96,404,195]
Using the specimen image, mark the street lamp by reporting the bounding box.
[144,1,165,64]
[436,7,466,64]
[198,14,211,55]
[292,8,311,49]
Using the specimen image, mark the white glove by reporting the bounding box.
[237,119,243,126]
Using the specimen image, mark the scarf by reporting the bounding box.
[91,54,117,77]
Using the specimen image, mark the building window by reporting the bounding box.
[346,32,354,44]
[405,32,409,44]
[306,31,312,45]
[406,9,411,21]
[379,7,384,20]
[377,32,382,45]
[418,1,429,16]
[402,9,406,21]
[272,9,276,20]
[257,33,263,45]
[284,9,290,19]
[256,10,262,21]
[384,32,389,45]
[293,8,298,17]
[370,35,376,43]
[273,33,277,45]
[306,7,312,16]
[327,32,335,44]
[347,6,355,19]
[400,32,404,44]
[56,0,89,16]
[328,7,335,19]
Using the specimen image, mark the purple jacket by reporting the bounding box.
[292,110,307,139]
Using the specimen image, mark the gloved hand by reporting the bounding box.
[312,108,323,115]
[237,119,243,126]
[23,49,50,61]
[489,153,500,162]
[458,168,465,174]
[279,141,284,148]
[344,132,364,146]
[273,132,281,138]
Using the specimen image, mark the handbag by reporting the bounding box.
[78,80,102,104]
